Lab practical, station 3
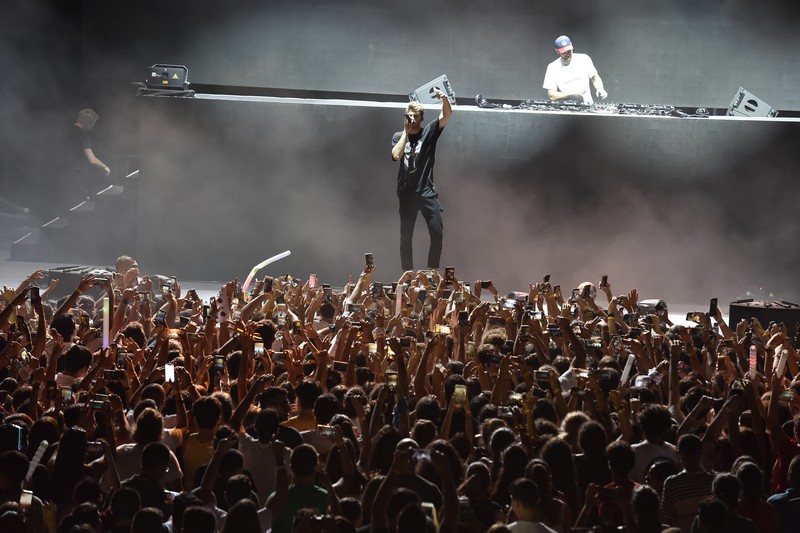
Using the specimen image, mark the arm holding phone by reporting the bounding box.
[0,287,33,331]
[236,325,252,402]
[609,390,632,443]
[558,316,588,370]
[241,291,270,322]
[75,347,112,392]
[712,305,735,340]
[542,285,560,319]
[312,350,330,392]
[598,276,613,302]
[346,259,376,306]
[667,341,685,423]
[111,287,136,339]
[199,437,235,505]
[489,355,512,406]
[14,269,45,296]
[30,297,47,361]
[413,337,435,397]
[54,274,98,322]
[229,375,270,433]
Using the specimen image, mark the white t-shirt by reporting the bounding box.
[237,432,290,506]
[508,520,558,533]
[631,439,679,483]
[126,410,177,429]
[301,429,334,459]
[542,53,598,104]
[124,411,182,451]
[55,373,78,388]
[111,442,183,486]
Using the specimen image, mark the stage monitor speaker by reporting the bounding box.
[727,87,778,118]
[728,299,800,335]
[39,266,115,300]
[146,64,189,90]
[409,74,456,106]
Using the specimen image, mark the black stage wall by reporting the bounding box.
[138,95,800,305]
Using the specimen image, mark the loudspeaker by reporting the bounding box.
[408,74,456,106]
[727,87,778,118]
[40,266,114,300]
[728,299,800,334]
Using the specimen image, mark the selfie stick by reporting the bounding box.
[242,250,292,294]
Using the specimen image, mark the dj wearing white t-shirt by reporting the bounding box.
[543,35,608,105]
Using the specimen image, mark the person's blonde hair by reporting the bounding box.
[76,108,99,128]
[406,101,424,119]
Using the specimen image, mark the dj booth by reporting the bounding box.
[134,92,800,305]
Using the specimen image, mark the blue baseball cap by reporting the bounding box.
[555,35,573,53]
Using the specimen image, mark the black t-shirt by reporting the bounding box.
[244,423,304,449]
[65,124,92,174]
[121,474,171,518]
[278,425,304,449]
[397,473,443,508]
[392,118,443,198]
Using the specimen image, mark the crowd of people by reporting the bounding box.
[1,254,799,533]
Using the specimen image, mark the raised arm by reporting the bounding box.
[434,87,452,128]
[111,288,137,339]
[30,297,47,360]
[198,437,235,504]
[101,439,121,490]
[667,341,685,423]
[0,287,31,328]
[431,449,458,532]
[371,449,409,532]
[53,274,97,319]
[229,375,270,432]
[267,441,291,514]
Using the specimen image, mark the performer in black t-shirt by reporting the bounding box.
[70,108,110,199]
[391,88,452,271]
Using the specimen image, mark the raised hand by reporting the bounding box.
[77,274,98,294]
[628,288,639,309]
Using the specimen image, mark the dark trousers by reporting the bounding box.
[399,194,444,270]
[68,168,102,201]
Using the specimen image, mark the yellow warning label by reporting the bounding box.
[172,73,179,79]
[162,80,168,84]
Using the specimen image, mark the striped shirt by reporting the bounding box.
[660,469,715,532]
